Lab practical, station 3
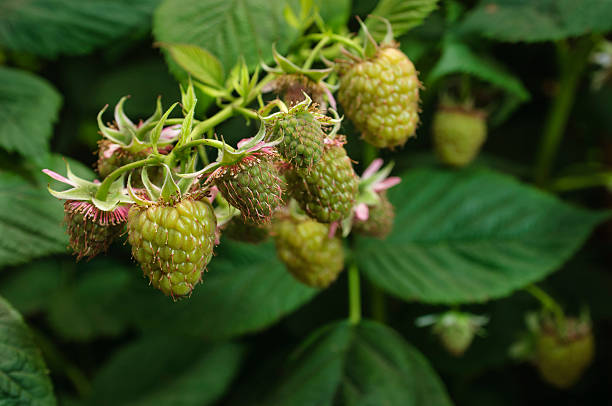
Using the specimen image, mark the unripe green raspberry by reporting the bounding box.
[353,193,394,238]
[127,198,216,299]
[432,107,487,167]
[215,154,284,224]
[286,144,358,223]
[433,313,478,357]
[338,46,420,148]
[535,319,594,389]
[274,217,344,288]
[271,111,325,170]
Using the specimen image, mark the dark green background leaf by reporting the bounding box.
[366,0,440,41]
[460,0,612,42]
[356,167,607,304]
[153,0,298,73]
[126,240,318,339]
[0,172,67,268]
[88,336,245,406]
[263,320,452,406]
[0,0,160,57]
[0,67,62,160]
[0,295,55,405]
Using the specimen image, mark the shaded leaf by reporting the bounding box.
[0,0,160,57]
[0,67,61,161]
[0,295,55,405]
[262,320,452,406]
[366,0,440,41]
[355,167,607,304]
[163,43,225,87]
[153,0,298,72]
[0,172,67,268]
[127,240,318,339]
[88,336,245,406]
[460,0,612,43]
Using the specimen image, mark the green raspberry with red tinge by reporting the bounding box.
[127,198,217,299]
[274,217,344,288]
[271,111,325,170]
[286,144,358,223]
[433,107,487,167]
[535,318,594,389]
[353,193,394,238]
[215,155,284,224]
[338,46,420,148]
[64,201,127,261]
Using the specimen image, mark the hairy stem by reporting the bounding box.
[525,284,566,331]
[95,157,158,201]
[534,37,596,185]
[174,138,232,154]
[348,263,362,325]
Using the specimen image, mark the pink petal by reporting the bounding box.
[207,185,219,203]
[160,124,181,141]
[328,221,339,238]
[373,176,401,192]
[42,169,78,187]
[354,203,369,221]
[362,158,383,179]
[237,137,253,149]
[103,143,121,159]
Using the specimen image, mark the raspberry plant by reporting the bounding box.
[1,0,612,405]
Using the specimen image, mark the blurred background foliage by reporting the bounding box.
[1,0,612,405]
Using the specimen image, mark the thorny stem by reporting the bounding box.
[533,37,596,186]
[348,262,362,325]
[95,157,158,201]
[525,284,566,332]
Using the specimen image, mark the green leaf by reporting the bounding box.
[428,39,530,124]
[127,240,318,339]
[460,0,612,43]
[162,43,225,88]
[0,0,160,57]
[355,167,608,304]
[429,40,529,101]
[88,336,245,406]
[366,0,440,41]
[262,320,452,406]
[0,260,62,315]
[153,0,299,73]
[0,172,67,268]
[0,295,56,405]
[47,261,133,341]
[314,0,351,31]
[0,67,61,160]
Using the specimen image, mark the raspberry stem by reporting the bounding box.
[525,284,566,334]
[95,157,159,201]
[348,262,361,325]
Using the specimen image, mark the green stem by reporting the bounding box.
[534,37,596,186]
[302,36,330,70]
[550,172,612,192]
[95,157,158,201]
[306,33,364,57]
[234,106,259,120]
[175,138,232,154]
[189,105,235,141]
[348,263,362,325]
[525,284,566,331]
